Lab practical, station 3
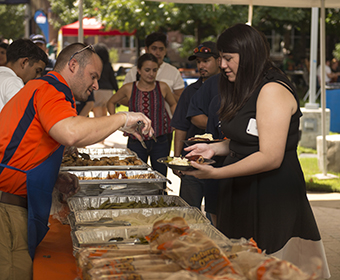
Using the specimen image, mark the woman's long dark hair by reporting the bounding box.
[136,53,158,81]
[93,43,110,64]
[217,23,277,121]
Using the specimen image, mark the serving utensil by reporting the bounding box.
[136,121,157,149]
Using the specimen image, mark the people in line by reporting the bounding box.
[0,38,48,112]
[317,57,340,85]
[183,23,330,278]
[187,73,222,138]
[30,34,56,75]
[0,42,8,66]
[330,57,340,83]
[123,32,185,154]
[93,43,119,120]
[0,43,153,279]
[107,53,176,176]
[171,41,220,224]
[123,32,184,103]
[46,38,57,59]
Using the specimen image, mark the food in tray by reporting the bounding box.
[188,133,214,141]
[61,154,143,167]
[76,209,207,227]
[74,218,320,280]
[78,171,156,180]
[88,197,179,210]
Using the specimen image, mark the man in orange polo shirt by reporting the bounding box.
[0,42,153,280]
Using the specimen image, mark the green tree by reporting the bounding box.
[169,4,249,44]
[333,43,340,61]
[0,4,26,40]
[47,1,340,61]
[92,0,177,53]
[48,0,96,29]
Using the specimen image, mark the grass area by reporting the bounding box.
[299,146,340,193]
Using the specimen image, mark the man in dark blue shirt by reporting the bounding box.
[171,41,220,223]
[186,73,223,139]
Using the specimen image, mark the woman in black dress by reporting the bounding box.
[183,23,330,278]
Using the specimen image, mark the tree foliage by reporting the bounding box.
[48,0,96,29]
[46,1,340,59]
[0,4,26,40]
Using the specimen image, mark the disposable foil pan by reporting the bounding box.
[68,170,169,185]
[61,155,150,171]
[77,147,136,156]
[67,195,189,212]
[70,207,209,228]
[72,223,231,250]
[74,183,164,197]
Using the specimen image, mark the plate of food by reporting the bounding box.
[182,133,224,146]
[157,155,215,171]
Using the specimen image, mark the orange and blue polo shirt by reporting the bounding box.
[0,72,77,198]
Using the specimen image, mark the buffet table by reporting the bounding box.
[33,217,78,280]
[30,147,317,280]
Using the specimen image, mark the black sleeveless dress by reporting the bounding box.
[217,70,330,277]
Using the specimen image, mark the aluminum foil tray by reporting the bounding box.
[68,170,168,185]
[67,195,189,212]
[77,147,136,156]
[74,183,164,197]
[70,207,210,229]
[61,155,150,171]
[72,223,230,250]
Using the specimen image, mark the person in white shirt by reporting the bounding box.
[0,39,48,112]
[0,42,8,66]
[123,32,184,153]
[123,32,184,104]
[317,57,339,85]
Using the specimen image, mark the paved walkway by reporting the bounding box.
[89,130,340,279]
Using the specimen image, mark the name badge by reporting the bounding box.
[246,118,258,136]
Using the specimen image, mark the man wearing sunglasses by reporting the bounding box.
[0,43,153,279]
[171,41,220,225]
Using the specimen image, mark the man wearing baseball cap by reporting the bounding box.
[31,34,56,75]
[171,41,220,223]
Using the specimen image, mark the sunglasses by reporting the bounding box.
[193,45,211,54]
[68,44,95,65]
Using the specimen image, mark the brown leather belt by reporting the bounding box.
[0,191,27,209]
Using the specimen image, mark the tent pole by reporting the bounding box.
[305,7,319,109]
[320,0,327,176]
[247,3,253,25]
[25,4,30,39]
[78,0,84,43]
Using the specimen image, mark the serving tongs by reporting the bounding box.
[136,121,157,149]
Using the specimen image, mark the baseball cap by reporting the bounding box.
[188,41,219,61]
[31,34,47,45]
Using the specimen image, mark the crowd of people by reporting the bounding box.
[0,25,332,279]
